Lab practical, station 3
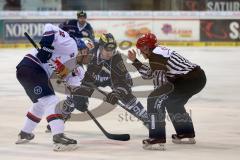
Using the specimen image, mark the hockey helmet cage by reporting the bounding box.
[99,33,117,51]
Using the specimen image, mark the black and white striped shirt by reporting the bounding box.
[166,51,197,78]
[132,46,197,88]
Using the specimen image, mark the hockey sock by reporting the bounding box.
[21,102,45,133]
[47,115,64,135]
[39,95,65,136]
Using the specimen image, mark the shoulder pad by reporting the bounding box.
[153,46,172,58]
[67,19,78,25]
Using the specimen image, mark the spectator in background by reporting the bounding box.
[183,0,205,11]
[59,10,95,41]
[3,0,21,10]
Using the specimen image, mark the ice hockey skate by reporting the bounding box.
[15,131,35,144]
[172,134,196,144]
[142,138,166,150]
[53,133,78,151]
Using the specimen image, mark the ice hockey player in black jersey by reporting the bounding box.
[59,10,95,40]
[72,33,149,125]
[128,33,206,150]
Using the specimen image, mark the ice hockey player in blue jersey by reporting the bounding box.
[59,10,95,41]
[15,24,83,151]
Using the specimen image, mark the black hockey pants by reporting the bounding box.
[148,66,206,139]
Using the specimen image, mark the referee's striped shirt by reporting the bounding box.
[132,46,197,88]
[166,51,197,78]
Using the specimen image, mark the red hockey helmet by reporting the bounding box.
[136,33,157,50]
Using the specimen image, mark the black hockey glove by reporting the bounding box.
[73,95,89,112]
[36,46,54,63]
[106,91,119,105]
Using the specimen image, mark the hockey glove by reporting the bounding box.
[106,91,119,105]
[36,46,54,63]
[73,95,89,112]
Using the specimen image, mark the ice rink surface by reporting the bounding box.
[0,47,240,160]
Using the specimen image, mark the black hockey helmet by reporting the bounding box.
[77,10,87,18]
[99,33,117,51]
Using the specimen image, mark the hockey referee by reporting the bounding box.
[128,33,206,150]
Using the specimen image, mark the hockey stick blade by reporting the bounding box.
[86,110,130,141]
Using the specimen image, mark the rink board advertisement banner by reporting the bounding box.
[1,19,64,42]
[77,19,199,41]
[0,19,200,43]
[89,19,154,41]
[153,20,200,41]
[200,20,240,41]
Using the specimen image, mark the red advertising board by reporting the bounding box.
[200,20,240,41]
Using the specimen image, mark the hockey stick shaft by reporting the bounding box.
[24,32,40,51]
[56,80,130,141]
[83,82,133,114]
[61,80,130,141]
[86,110,130,141]
[63,81,130,141]
[82,82,149,128]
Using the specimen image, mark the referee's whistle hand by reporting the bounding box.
[128,49,136,62]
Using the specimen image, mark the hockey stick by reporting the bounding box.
[82,82,125,107]
[61,81,130,141]
[24,32,40,51]
[24,32,130,141]
[82,82,138,115]
[85,109,130,141]
[82,81,149,129]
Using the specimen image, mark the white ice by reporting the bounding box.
[0,47,240,160]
